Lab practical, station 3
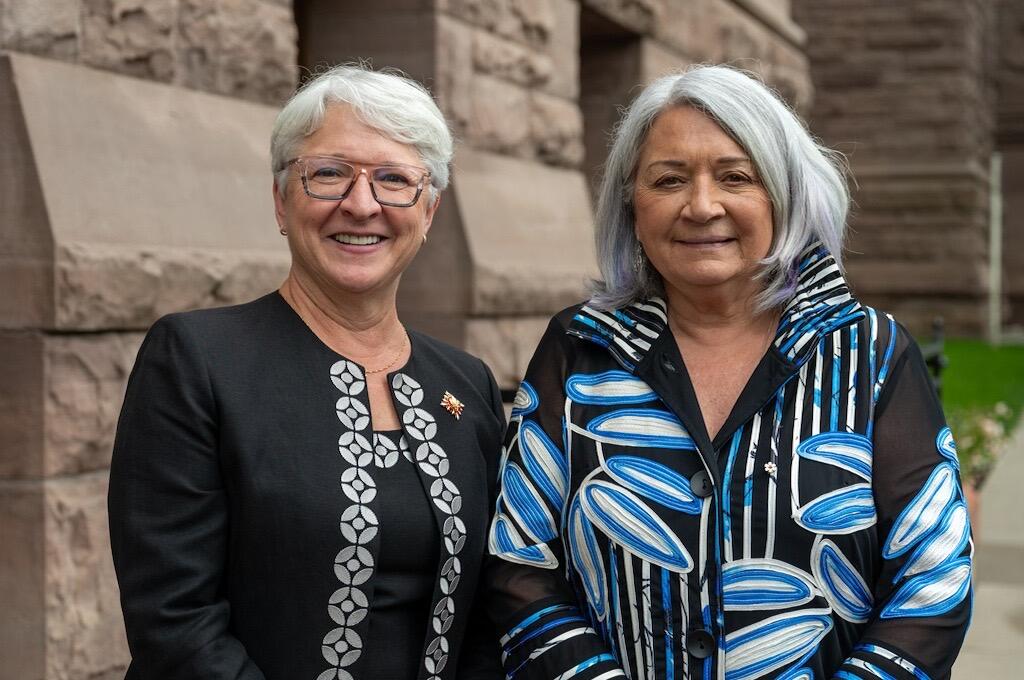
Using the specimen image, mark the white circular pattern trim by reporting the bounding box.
[319,363,465,680]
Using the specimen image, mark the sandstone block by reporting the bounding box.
[465,316,552,389]
[215,0,297,105]
[0,482,45,679]
[542,0,580,99]
[472,30,552,88]
[529,91,585,167]
[467,73,531,155]
[80,0,176,82]
[435,15,475,135]
[451,147,596,315]
[0,0,78,59]
[584,0,662,35]
[443,0,552,47]
[43,472,130,679]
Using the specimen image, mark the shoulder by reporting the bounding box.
[149,293,282,340]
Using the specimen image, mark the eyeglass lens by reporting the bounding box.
[302,158,423,206]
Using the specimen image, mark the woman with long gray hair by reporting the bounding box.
[485,65,972,680]
[109,65,503,679]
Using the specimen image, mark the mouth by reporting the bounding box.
[678,236,735,247]
[331,233,385,246]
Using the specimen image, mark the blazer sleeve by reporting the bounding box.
[108,315,266,679]
[482,317,625,680]
[456,358,507,680]
[836,322,972,680]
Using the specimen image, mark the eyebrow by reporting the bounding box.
[645,156,752,169]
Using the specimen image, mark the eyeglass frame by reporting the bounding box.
[285,155,432,208]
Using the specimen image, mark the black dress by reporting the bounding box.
[108,292,505,680]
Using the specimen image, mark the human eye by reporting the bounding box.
[721,170,755,185]
[309,160,352,182]
[651,174,686,189]
[374,167,416,189]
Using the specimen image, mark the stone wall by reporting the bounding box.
[997,0,1024,327]
[793,0,999,336]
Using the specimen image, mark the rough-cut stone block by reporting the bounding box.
[0,53,290,331]
[443,0,553,46]
[215,0,297,105]
[436,15,475,135]
[0,332,45,479]
[0,482,46,679]
[585,0,662,35]
[452,147,596,314]
[81,0,176,82]
[472,29,552,87]
[640,39,692,83]
[0,0,79,59]
[465,316,552,388]
[44,472,130,680]
[543,0,580,99]
[529,91,585,167]
[467,73,531,154]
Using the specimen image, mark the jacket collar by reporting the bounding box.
[567,242,864,371]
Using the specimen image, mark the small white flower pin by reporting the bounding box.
[763,461,778,476]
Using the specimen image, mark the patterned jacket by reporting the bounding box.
[485,245,972,680]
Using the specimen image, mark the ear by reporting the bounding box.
[272,179,287,232]
[422,192,441,237]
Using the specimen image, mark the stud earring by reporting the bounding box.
[279,228,288,236]
[632,241,646,274]
[422,233,428,244]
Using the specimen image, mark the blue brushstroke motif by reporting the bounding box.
[510,381,539,417]
[880,557,972,619]
[724,609,833,680]
[797,432,873,480]
[586,408,697,449]
[519,420,569,508]
[936,427,959,470]
[814,539,873,622]
[893,502,970,583]
[502,462,557,542]
[580,480,693,572]
[722,560,816,610]
[603,455,702,514]
[567,498,608,619]
[489,514,554,567]
[566,370,657,405]
[798,483,876,533]
[884,463,958,559]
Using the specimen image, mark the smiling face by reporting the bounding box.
[633,105,774,303]
[273,104,439,301]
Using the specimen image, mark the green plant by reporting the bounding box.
[946,402,1016,489]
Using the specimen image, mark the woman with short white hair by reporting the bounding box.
[486,65,972,680]
[110,64,504,680]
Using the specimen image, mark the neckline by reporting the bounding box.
[270,289,414,376]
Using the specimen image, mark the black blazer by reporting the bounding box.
[109,292,505,679]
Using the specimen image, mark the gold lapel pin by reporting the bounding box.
[440,391,464,419]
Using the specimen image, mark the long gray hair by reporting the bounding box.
[590,64,850,311]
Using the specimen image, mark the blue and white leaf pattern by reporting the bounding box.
[586,408,697,449]
[519,420,569,508]
[488,513,559,569]
[502,462,558,543]
[936,426,959,470]
[894,502,970,583]
[884,463,958,559]
[776,666,814,680]
[602,455,703,514]
[566,370,658,405]
[880,557,972,619]
[811,538,873,623]
[511,381,539,418]
[724,609,833,680]
[796,432,873,481]
[567,497,608,620]
[722,559,819,611]
[796,483,877,534]
[579,479,693,572]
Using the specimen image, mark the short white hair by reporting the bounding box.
[590,64,850,311]
[270,63,453,204]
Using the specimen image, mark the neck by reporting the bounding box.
[664,279,776,347]
[279,272,405,358]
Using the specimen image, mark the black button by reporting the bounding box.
[690,470,713,498]
[686,629,716,658]
[660,353,677,373]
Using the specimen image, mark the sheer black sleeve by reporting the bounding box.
[836,321,972,680]
[482,315,624,680]
[108,315,266,679]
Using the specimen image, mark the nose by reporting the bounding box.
[681,177,725,224]
[338,170,382,220]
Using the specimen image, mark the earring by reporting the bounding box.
[280,228,288,236]
[632,241,646,274]
[422,233,428,244]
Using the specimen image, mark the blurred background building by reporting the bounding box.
[0,0,1021,677]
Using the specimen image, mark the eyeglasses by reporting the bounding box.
[286,156,431,207]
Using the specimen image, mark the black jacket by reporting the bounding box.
[109,292,505,679]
